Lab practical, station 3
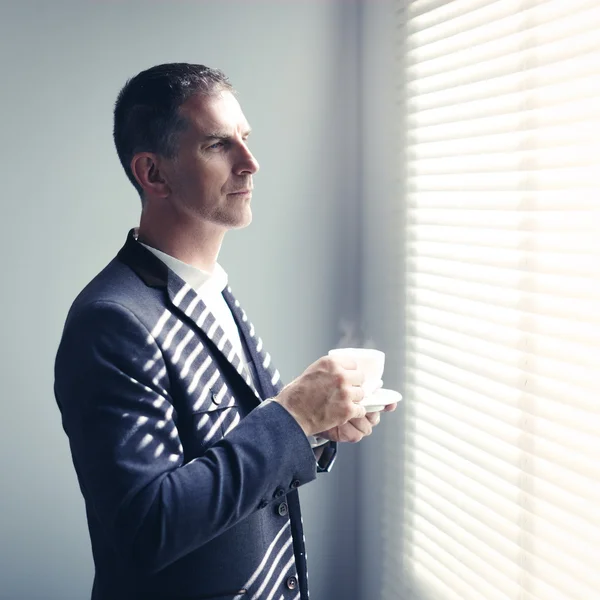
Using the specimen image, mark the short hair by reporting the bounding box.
[113,63,233,198]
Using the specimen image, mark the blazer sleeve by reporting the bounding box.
[54,300,317,575]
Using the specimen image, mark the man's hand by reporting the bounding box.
[274,355,367,436]
[316,402,398,443]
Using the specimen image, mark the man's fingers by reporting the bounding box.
[348,370,367,388]
[349,416,374,436]
[346,384,366,404]
[366,411,381,425]
[328,355,366,388]
[342,365,366,388]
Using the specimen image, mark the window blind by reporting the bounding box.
[382,1,600,599]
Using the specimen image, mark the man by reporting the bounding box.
[54,63,395,600]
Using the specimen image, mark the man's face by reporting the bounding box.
[162,90,259,230]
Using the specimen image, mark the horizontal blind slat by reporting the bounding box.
[408,64,600,111]
[407,259,600,303]
[404,413,600,533]
[406,281,600,344]
[407,523,516,600]
[407,0,499,30]
[408,209,600,232]
[408,349,598,413]
[405,366,599,446]
[407,284,600,336]
[405,480,600,593]
[408,143,600,173]
[407,333,600,394]
[407,286,600,349]
[408,241,600,279]
[405,450,600,561]
[407,10,600,80]
[409,125,600,160]
[408,93,600,140]
[405,511,599,598]
[406,190,600,209]
[407,361,600,452]
[406,0,598,52]
[408,163,600,189]
[408,48,600,98]
[408,226,600,252]
[406,377,600,474]
[404,430,600,548]
[406,398,600,504]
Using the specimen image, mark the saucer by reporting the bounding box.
[361,388,402,413]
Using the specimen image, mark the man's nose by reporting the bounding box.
[234,143,260,175]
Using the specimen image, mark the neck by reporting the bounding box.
[137,203,226,273]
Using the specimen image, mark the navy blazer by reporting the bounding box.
[54,230,336,600]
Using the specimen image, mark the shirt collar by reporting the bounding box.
[139,242,228,296]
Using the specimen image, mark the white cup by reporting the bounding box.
[327,348,385,397]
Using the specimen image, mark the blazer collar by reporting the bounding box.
[117,229,264,402]
[117,228,169,288]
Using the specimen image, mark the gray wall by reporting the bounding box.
[357,1,405,599]
[0,1,364,599]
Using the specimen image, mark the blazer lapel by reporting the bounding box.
[117,229,261,403]
[223,287,284,400]
[166,275,261,401]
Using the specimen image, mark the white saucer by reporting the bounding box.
[361,388,402,413]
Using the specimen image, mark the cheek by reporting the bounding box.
[173,162,207,196]
[208,164,235,196]
[189,158,229,192]
[171,154,232,201]
[169,161,196,195]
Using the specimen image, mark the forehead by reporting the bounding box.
[179,90,250,137]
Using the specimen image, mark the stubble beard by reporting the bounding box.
[213,196,253,230]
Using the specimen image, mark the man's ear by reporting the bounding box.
[131,153,171,198]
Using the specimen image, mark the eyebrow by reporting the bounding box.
[202,128,252,141]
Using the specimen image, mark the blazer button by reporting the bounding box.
[274,487,286,499]
[286,576,298,590]
[278,502,288,517]
[291,479,301,489]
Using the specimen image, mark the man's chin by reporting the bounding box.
[226,211,253,230]
[209,204,253,231]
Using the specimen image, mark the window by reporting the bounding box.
[383,1,600,598]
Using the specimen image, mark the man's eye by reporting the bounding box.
[208,141,224,150]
